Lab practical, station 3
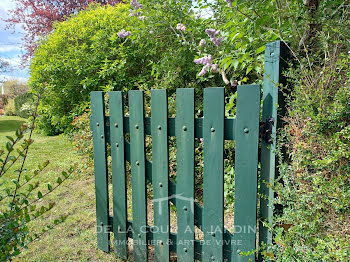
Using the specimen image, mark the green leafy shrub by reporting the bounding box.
[30,2,219,135]
[4,98,16,116]
[14,93,34,118]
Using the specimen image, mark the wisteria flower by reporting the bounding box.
[131,0,142,10]
[117,29,131,38]
[205,29,220,38]
[205,29,224,47]
[176,23,186,31]
[211,64,219,73]
[225,0,232,7]
[211,36,224,47]
[199,39,206,47]
[198,65,210,77]
[194,55,212,65]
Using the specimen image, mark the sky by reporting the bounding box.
[0,0,29,83]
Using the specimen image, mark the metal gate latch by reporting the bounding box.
[259,117,274,144]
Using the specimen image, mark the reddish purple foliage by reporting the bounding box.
[5,0,122,62]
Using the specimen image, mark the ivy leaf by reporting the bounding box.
[47,184,53,191]
[37,191,42,199]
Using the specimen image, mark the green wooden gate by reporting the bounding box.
[90,41,288,261]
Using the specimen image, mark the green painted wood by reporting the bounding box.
[151,89,170,262]
[90,91,110,252]
[175,88,195,261]
[232,85,261,261]
[129,90,147,261]
[203,87,225,261]
[109,91,127,259]
[104,116,236,142]
[259,41,289,253]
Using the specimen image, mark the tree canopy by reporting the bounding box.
[6,0,122,60]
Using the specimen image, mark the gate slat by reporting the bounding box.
[176,88,195,261]
[232,84,261,261]
[151,89,170,262]
[90,91,110,252]
[109,91,127,259]
[203,87,225,262]
[129,90,147,261]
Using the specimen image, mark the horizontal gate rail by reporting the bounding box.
[103,117,236,142]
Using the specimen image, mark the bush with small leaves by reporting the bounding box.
[0,95,76,261]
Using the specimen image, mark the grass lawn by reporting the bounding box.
[0,116,118,262]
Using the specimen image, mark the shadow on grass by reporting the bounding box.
[0,119,26,133]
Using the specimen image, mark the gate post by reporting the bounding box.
[259,41,289,257]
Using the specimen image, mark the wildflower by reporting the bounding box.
[205,29,224,47]
[194,55,212,65]
[176,23,186,31]
[199,39,206,47]
[198,65,210,77]
[211,36,224,47]
[195,14,201,19]
[200,138,204,143]
[138,16,146,21]
[117,29,131,38]
[205,29,220,38]
[131,0,142,10]
[149,30,154,34]
[225,0,232,7]
[211,64,219,73]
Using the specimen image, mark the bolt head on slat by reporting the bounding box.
[244,128,249,133]
[136,161,140,166]
[211,127,215,132]
[114,123,118,128]
[135,124,139,129]
[183,126,187,131]
[157,125,161,130]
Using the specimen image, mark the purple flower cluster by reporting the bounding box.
[194,55,219,76]
[131,0,142,10]
[211,64,219,73]
[199,39,206,47]
[176,23,187,31]
[194,55,212,65]
[129,0,144,18]
[205,28,224,47]
[225,0,232,7]
[117,29,131,38]
[198,65,210,77]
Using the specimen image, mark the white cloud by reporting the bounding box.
[0,45,21,52]
[0,0,16,12]
[0,75,28,83]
